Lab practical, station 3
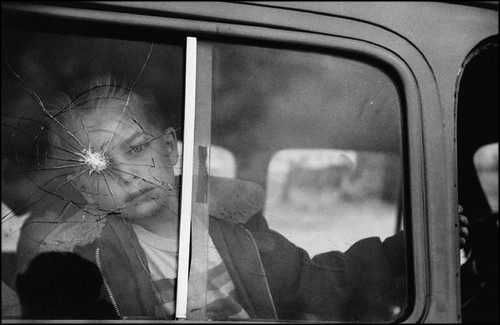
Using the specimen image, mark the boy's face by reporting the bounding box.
[63,97,179,220]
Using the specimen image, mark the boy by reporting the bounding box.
[17,76,467,321]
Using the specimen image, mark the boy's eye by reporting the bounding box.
[130,144,144,154]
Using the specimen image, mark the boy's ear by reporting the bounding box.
[162,127,179,166]
[66,176,96,205]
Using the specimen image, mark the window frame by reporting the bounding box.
[1,1,460,322]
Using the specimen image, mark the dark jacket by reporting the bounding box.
[74,212,406,321]
[21,177,406,321]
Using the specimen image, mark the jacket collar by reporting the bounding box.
[208,176,264,224]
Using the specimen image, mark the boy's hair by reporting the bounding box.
[45,75,167,157]
[50,75,163,131]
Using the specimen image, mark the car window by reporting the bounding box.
[2,21,408,324]
[208,41,407,322]
[1,26,186,320]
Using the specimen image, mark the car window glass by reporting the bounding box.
[208,42,407,322]
[1,27,185,320]
[266,149,401,255]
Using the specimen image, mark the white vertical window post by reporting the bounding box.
[175,36,197,320]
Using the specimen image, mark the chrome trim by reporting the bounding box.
[175,36,197,320]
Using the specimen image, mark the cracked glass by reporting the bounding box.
[2,26,185,320]
[2,23,410,323]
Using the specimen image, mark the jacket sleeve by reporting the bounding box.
[253,223,406,321]
[312,231,407,322]
[313,231,406,276]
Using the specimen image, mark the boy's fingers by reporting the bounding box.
[457,205,468,248]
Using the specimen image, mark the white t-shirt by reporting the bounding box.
[132,224,249,320]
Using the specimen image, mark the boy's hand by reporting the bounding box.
[459,205,469,249]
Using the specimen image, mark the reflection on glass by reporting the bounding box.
[2,28,184,320]
[210,43,407,322]
[266,149,400,255]
[210,146,237,178]
[474,143,499,213]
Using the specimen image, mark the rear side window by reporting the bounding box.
[208,42,408,322]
